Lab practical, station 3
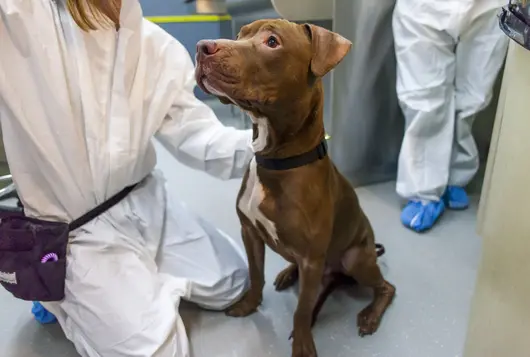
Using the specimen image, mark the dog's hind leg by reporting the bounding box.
[274,263,299,291]
[310,273,357,328]
[342,243,396,337]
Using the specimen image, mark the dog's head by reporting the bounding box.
[195,19,352,115]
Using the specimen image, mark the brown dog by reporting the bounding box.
[195,19,396,357]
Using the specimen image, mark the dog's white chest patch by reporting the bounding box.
[238,158,279,244]
[250,115,269,152]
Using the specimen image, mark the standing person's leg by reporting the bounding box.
[393,3,457,232]
[156,179,249,311]
[445,8,509,209]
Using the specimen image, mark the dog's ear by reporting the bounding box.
[303,24,352,78]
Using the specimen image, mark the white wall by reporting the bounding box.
[464,41,530,357]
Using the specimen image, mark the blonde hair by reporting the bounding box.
[66,0,121,31]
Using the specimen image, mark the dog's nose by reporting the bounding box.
[197,40,219,56]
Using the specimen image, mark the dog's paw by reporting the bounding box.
[357,281,395,336]
[274,264,298,291]
[225,292,262,317]
[357,304,382,336]
[291,333,317,357]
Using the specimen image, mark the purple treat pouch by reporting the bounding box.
[0,212,69,302]
[0,183,137,302]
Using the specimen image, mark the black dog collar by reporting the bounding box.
[255,139,328,170]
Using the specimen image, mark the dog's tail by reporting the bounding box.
[310,243,386,329]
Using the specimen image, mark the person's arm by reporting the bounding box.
[155,35,253,180]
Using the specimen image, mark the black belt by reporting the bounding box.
[69,183,138,231]
[255,139,328,171]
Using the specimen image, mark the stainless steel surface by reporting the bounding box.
[226,0,279,35]
[0,174,15,200]
[271,0,332,21]
[226,0,272,16]
[0,183,15,199]
[195,0,228,14]
[330,0,404,186]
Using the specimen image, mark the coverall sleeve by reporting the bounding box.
[155,37,253,180]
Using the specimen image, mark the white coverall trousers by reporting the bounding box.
[42,172,249,357]
[393,1,509,201]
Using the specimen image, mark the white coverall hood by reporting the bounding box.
[0,1,253,356]
[393,0,509,201]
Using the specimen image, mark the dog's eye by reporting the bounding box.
[266,36,279,48]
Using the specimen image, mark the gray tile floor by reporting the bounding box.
[0,102,482,357]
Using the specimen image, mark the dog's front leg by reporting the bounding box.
[225,224,265,317]
[291,259,325,357]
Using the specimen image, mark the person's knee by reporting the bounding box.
[62,287,185,357]
[61,242,189,357]
[193,265,250,311]
[218,266,250,310]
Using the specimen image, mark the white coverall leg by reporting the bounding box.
[0,0,253,356]
[449,10,508,187]
[392,0,508,231]
[43,172,249,357]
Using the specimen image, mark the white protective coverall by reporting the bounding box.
[393,0,509,201]
[0,1,253,356]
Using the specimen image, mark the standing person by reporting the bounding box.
[393,0,509,232]
[0,0,253,356]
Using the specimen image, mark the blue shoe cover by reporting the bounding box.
[443,186,470,210]
[401,200,445,232]
[32,302,57,324]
